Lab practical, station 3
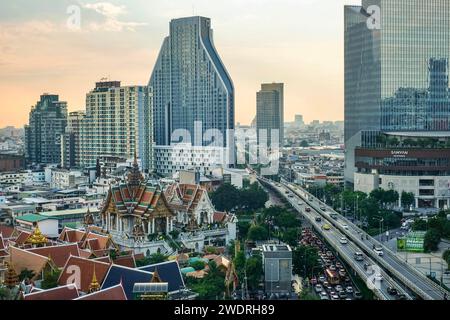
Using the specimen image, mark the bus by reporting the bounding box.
[325,269,340,285]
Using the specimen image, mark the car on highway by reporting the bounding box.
[335,285,343,292]
[297,201,303,206]
[320,291,328,299]
[315,284,323,293]
[354,252,364,261]
[374,246,384,256]
[322,224,331,231]
[338,291,347,299]
[374,273,383,282]
[305,207,311,212]
[331,293,340,300]
[354,290,363,300]
[339,237,348,244]
[320,206,326,211]
[341,224,349,230]
[387,286,398,296]
[345,286,354,294]
[315,217,322,222]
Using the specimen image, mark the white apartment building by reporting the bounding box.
[0,170,45,185]
[80,81,153,171]
[154,145,228,177]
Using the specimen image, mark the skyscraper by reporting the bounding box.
[25,94,68,165]
[80,81,153,171]
[149,16,234,148]
[345,0,450,209]
[61,111,85,169]
[256,83,284,147]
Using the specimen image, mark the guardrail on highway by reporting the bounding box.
[279,180,448,300]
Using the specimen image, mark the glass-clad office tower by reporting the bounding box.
[149,16,234,147]
[344,0,450,184]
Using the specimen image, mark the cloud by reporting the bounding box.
[82,1,147,32]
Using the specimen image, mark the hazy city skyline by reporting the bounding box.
[0,0,360,128]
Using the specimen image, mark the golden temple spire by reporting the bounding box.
[88,267,100,293]
[4,256,19,289]
[26,225,48,246]
[151,267,162,283]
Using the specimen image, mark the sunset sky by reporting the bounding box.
[0,0,360,128]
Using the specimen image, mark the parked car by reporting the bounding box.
[338,291,347,299]
[315,284,323,293]
[346,286,354,294]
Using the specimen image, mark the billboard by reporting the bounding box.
[397,231,425,253]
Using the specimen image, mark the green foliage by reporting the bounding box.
[300,140,309,148]
[191,260,206,271]
[135,253,168,267]
[41,269,61,290]
[292,245,321,279]
[443,250,450,270]
[211,183,241,211]
[412,219,427,231]
[424,229,441,253]
[299,288,319,300]
[240,183,269,211]
[187,261,225,300]
[401,192,415,208]
[19,269,35,282]
[247,225,269,241]
[246,256,263,291]
[281,228,300,247]
[237,221,251,240]
[210,182,268,213]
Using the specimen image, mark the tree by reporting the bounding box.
[401,192,415,209]
[188,261,226,300]
[292,245,321,278]
[274,212,301,230]
[237,221,251,240]
[233,250,246,279]
[246,256,263,290]
[41,269,61,289]
[191,260,206,271]
[424,229,441,253]
[300,140,309,148]
[240,183,269,211]
[19,269,35,282]
[443,250,450,270]
[412,219,427,231]
[135,252,168,267]
[247,225,269,241]
[281,228,300,247]
[210,183,240,212]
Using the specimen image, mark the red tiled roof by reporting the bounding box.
[113,255,136,268]
[10,246,55,279]
[74,284,127,300]
[58,256,111,293]
[15,230,32,245]
[0,225,14,238]
[27,243,80,268]
[23,284,79,300]
[213,211,227,223]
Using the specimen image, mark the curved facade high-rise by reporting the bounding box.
[149,16,234,148]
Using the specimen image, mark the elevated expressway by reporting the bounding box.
[259,176,449,300]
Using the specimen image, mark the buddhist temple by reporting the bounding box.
[100,156,176,253]
[26,225,48,247]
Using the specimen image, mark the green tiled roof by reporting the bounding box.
[16,214,56,223]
